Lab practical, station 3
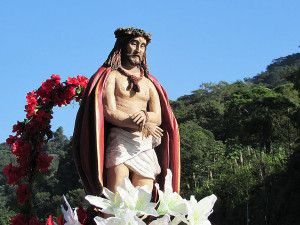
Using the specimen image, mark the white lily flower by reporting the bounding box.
[155,169,188,219]
[86,177,157,217]
[186,194,217,225]
[148,214,170,225]
[94,209,146,225]
[61,195,81,225]
[85,187,124,215]
[117,177,158,217]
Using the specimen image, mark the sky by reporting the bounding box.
[1,0,299,143]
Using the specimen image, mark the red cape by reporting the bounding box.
[73,67,180,196]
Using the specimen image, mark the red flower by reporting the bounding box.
[47,215,56,225]
[25,122,36,135]
[77,204,90,224]
[61,86,76,105]
[47,215,66,225]
[3,163,25,185]
[6,135,16,147]
[35,109,53,122]
[11,214,28,225]
[77,75,89,88]
[16,183,29,204]
[47,215,55,225]
[29,218,43,225]
[37,75,61,102]
[51,74,61,84]
[26,91,38,105]
[57,215,66,225]
[36,153,53,172]
[67,75,88,86]
[67,77,80,86]
[12,141,31,168]
[25,91,38,118]
[25,104,37,118]
[53,84,69,106]
[13,121,25,136]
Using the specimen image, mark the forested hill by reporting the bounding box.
[170,52,300,225]
[1,53,300,225]
[248,52,300,87]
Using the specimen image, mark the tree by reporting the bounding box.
[224,86,298,223]
[179,121,224,197]
[224,86,297,152]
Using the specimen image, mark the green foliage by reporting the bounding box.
[171,53,300,224]
[0,185,16,225]
[179,121,224,197]
[224,86,297,151]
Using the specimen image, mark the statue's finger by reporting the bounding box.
[153,129,163,137]
[133,115,142,122]
[156,127,164,132]
[136,117,144,124]
[156,130,163,137]
[152,133,159,139]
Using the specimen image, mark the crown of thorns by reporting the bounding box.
[114,27,152,43]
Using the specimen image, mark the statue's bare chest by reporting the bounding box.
[114,74,150,102]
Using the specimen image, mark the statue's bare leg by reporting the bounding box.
[104,164,129,218]
[132,173,153,220]
[132,173,154,191]
[106,163,129,193]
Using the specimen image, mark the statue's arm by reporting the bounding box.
[102,72,139,129]
[147,83,162,126]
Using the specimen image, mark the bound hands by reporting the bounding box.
[130,111,163,138]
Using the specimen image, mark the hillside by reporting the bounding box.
[249,53,300,87]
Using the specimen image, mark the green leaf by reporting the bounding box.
[34,171,45,183]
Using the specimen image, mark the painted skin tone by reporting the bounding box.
[102,36,163,194]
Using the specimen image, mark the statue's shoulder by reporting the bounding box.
[108,69,118,77]
[148,74,161,87]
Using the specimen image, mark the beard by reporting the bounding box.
[125,53,143,66]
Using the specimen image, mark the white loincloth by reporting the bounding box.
[105,127,161,180]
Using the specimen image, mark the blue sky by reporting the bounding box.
[1,0,299,143]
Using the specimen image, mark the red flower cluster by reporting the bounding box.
[67,75,89,87]
[11,214,43,225]
[36,153,53,172]
[36,75,61,103]
[12,140,31,167]
[52,83,76,106]
[16,183,29,204]
[3,162,25,185]
[67,75,89,102]
[25,91,38,118]
[77,204,91,225]
[34,109,53,131]
[4,74,89,224]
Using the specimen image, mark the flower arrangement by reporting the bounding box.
[3,74,89,224]
[48,169,217,225]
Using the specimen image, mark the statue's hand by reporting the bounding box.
[130,110,148,125]
[141,122,163,139]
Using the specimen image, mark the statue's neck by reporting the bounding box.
[121,61,141,77]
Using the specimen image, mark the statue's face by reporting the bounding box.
[125,36,147,66]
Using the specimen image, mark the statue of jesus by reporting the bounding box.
[73,27,180,197]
